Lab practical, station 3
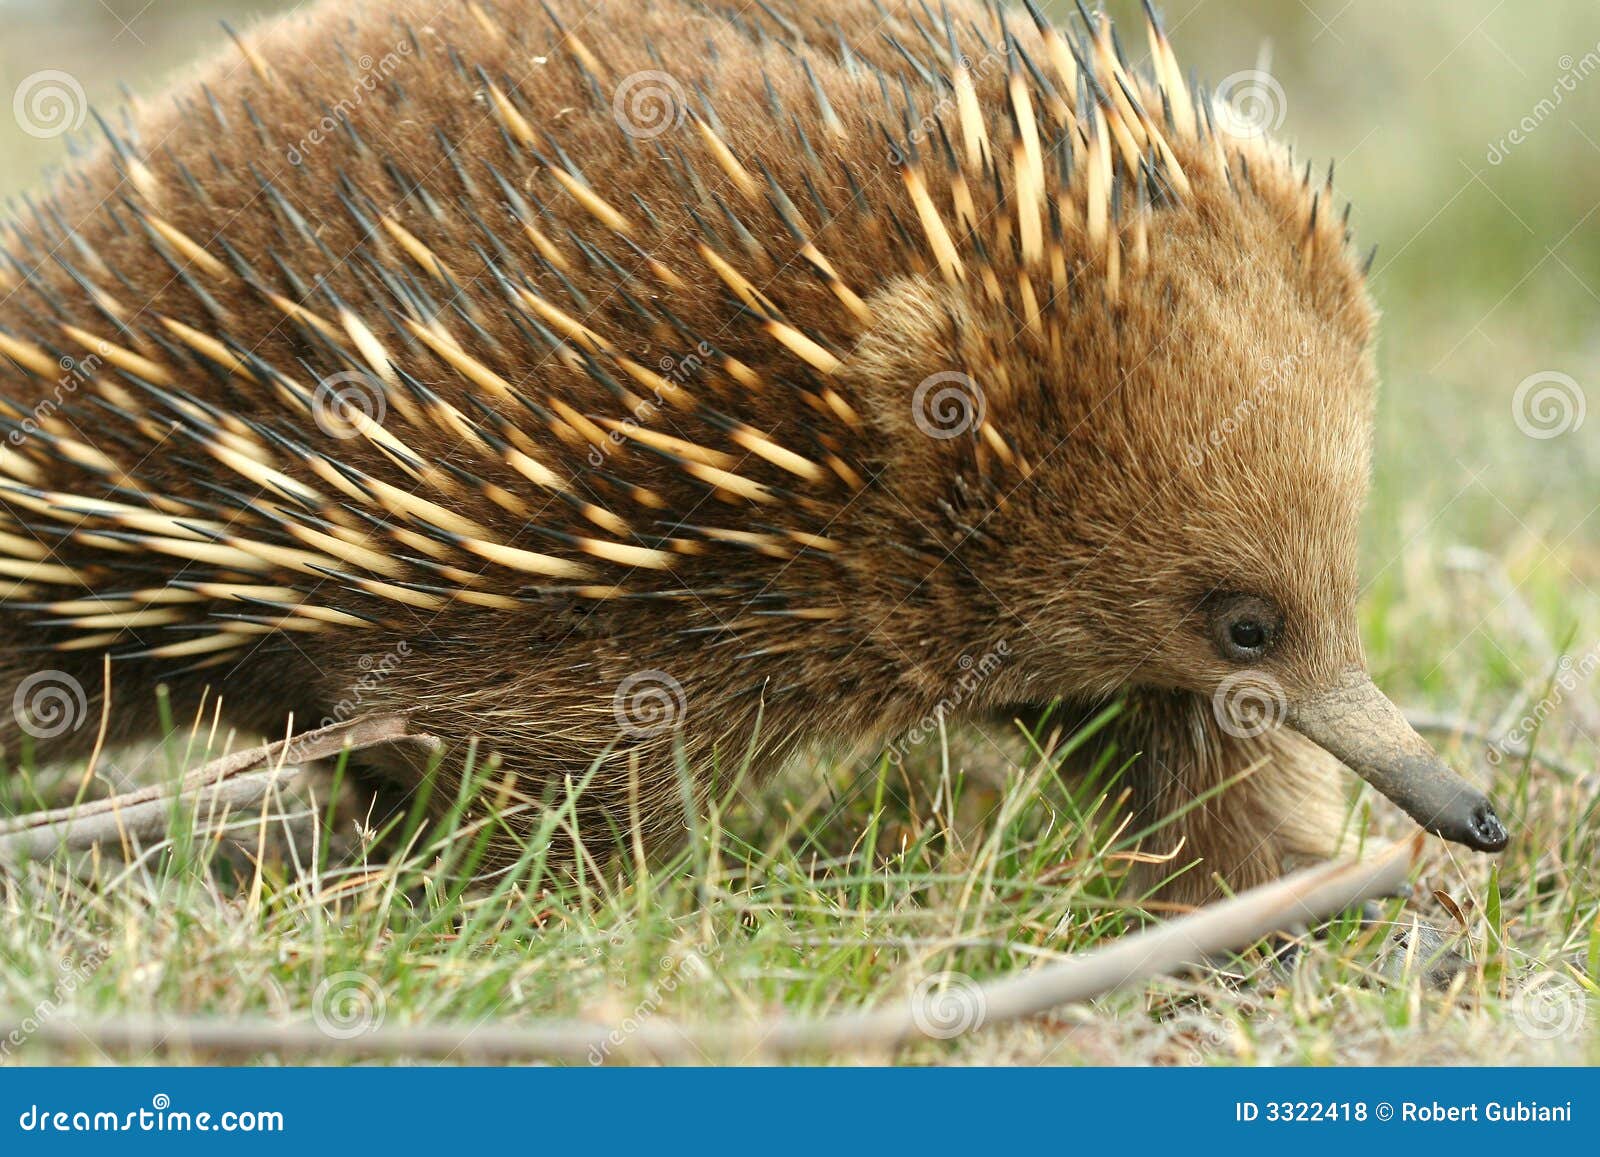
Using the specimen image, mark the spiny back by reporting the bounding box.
[0,0,1365,678]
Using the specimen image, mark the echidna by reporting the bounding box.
[0,0,1506,900]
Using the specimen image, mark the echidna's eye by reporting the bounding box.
[1207,593,1282,663]
[1229,620,1266,650]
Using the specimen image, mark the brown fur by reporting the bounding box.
[0,0,1383,902]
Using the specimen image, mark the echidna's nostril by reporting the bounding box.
[1470,802,1509,852]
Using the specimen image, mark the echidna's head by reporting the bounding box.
[848,137,1505,853]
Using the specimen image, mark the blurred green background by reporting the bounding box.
[2,0,1597,711]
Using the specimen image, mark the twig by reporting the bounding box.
[9,835,1422,1062]
[0,713,413,863]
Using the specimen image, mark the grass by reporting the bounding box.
[1,0,1598,1065]
[0,667,1595,1065]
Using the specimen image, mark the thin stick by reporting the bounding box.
[8,836,1422,1062]
[0,713,413,863]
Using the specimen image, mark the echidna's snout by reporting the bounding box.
[1287,671,1509,853]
